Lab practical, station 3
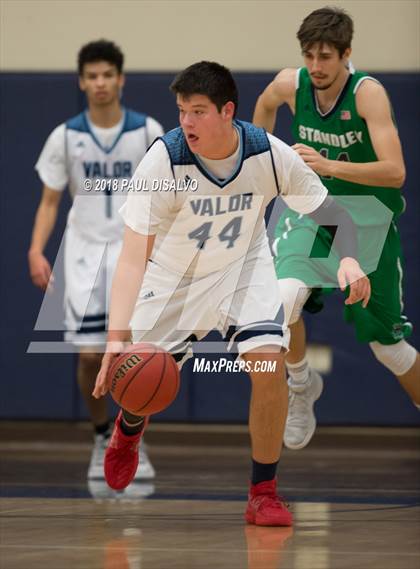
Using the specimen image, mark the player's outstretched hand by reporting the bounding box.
[292,143,332,177]
[93,341,125,398]
[28,251,54,292]
[337,257,371,308]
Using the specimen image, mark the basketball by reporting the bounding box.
[108,343,180,415]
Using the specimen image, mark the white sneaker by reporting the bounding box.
[87,433,107,479]
[284,369,323,450]
[122,481,155,499]
[87,479,117,499]
[134,440,156,480]
[87,479,155,501]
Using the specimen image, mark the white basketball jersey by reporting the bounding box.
[121,120,327,278]
[36,109,163,242]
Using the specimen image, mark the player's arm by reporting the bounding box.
[253,68,297,133]
[308,196,370,307]
[28,185,63,290]
[293,81,405,187]
[93,139,172,397]
[93,227,155,398]
[30,124,67,290]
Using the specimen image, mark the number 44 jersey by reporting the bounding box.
[121,120,328,278]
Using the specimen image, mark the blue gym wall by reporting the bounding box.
[0,72,419,425]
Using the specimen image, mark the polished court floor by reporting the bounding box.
[1,422,419,569]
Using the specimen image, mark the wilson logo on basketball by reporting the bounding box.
[111,354,143,392]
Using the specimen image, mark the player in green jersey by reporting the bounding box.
[253,6,419,449]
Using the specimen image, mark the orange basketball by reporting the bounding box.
[108,343,180,415]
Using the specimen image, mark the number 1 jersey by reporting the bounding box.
[35,109,164,243]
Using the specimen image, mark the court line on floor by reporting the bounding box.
[3,481,419,495]
[0,544,418,556]
[2,441,419,460]
[0,487,419,505]
[1,504,419,520]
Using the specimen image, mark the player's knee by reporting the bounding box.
[277,278,310,325]
[369,340,417,376]
[245,344,283,356]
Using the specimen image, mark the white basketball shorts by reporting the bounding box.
[130,242,289,366]
[64,225,122,346]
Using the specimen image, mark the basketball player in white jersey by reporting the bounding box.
[92,61,370,526]
[28,40,163,483]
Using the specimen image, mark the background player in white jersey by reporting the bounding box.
[253,7,420,450]
[28,40,163,482]
[92,61,369,526]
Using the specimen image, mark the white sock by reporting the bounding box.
[414,403,420,411]
[286,358,309,384]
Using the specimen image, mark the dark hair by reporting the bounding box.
[78,39,124,75]
[297,7,354,57]
[170,61,238,117]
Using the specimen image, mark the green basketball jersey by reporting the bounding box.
[292,68,405,224]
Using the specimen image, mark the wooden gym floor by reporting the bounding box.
[0,422,419,569]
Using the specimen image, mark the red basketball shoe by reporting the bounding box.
[245,479,293,526]
[104,411,149,490]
